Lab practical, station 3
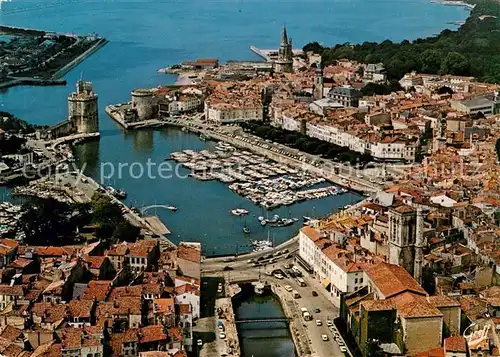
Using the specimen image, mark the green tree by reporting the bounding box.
[440,52,470,76]
[302,41,323,53]
[420,49,442,73]
[113,221,140,242]
[18,198,74,245]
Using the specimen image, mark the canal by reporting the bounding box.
[233,285,296,357]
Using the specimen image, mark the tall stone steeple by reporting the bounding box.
[275,25,293,73]
[313,64,324,100]
[280,25,288,47]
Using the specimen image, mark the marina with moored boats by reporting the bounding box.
[169,142,348,211]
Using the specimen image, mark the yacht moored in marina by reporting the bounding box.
[231,208,249,216]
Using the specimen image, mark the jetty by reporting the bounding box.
[143,216,171,235]
[105,104,165,129]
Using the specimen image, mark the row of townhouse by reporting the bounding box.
[298,226,369,306]
[305,119,418,162]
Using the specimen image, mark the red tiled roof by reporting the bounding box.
[58,328,101,349]
[139,325,167,344]
[105,245,129,256]
[81,281,112,301]
[175,284,200,296]
[427,295,460,308]
[31,302,67,323]
[444,336,467,353]
[153,298,174,314]
[389,292,442,318]
[0,284,25,296]
[0,325,23,341]
[300,226,324,242]
[415,347,445,357]
[108,285,142,300]
[177,243,200,263]
[365,262,426,299]
[361,300,395,312]
[68,299,93,318]
[84,256,107,269]
[8,257,33,269]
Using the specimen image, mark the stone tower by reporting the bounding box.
[131,89,156,121]
[68,80,99,134]
[414,207,424,284]
[274,25,293,73]
[313,64,324,100]
[388,205,417,276]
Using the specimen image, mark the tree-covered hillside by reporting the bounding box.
[304,0,500,83]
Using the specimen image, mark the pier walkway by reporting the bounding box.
[215,297,240,357]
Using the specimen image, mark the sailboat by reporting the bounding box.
[243,225,250,234]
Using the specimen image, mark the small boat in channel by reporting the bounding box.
[167,205,178,212]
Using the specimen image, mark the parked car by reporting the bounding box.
[219,332,226,339]
[327,320,333,327]
[313,307,321,313]
[197,339,203,346]
[321,334,329,341]
[316,319,322,326]
[312,291,318,296]
[274,273,284,279]
[284,285,293,292]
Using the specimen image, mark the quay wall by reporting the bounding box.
[216,297,241,357]
[83,174,176,249]
[105,105,130,129]
[270,283,311,356]
[52,38,108,79]
[0,78,67,89]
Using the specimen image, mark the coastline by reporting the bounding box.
[0,25,108,89]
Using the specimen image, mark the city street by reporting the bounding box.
[202,256,349,357]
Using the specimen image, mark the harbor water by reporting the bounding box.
[233,285,296,357]
[0,0,468,254]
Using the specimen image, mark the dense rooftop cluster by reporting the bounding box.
[0,237,201,357]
